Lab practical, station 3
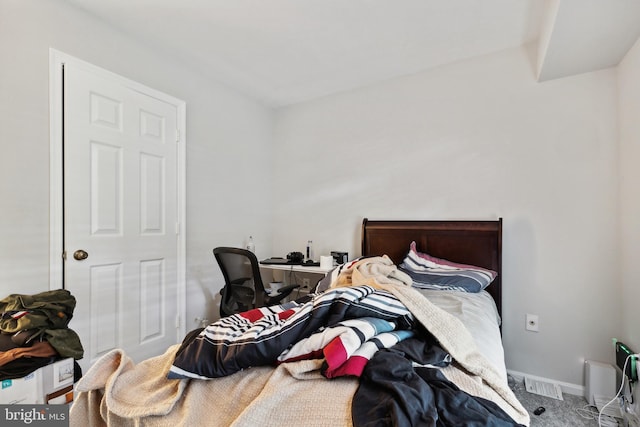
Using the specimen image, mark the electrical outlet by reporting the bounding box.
[302,278,311,288]
[525,313,539,332]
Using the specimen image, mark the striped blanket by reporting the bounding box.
[279,317,415,378]
[168,285,414,380]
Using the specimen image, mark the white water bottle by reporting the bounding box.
[247,236,255,253]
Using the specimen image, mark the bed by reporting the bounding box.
[70,218,529,427]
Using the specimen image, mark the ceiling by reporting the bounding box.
[63,0,640,107]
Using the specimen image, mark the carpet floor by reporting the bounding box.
[509,376,615,426]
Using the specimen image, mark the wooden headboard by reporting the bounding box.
[361,218,503,317]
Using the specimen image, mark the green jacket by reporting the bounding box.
[0,289,84,359]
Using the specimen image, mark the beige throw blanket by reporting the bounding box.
[327,255,413,290]
[71,256,529,426]
[71,348,357,427]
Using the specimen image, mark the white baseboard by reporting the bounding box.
[507,369,585,397]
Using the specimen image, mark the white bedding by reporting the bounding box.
[418,289,507,384]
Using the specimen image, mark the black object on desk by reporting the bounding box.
[260,258,302,265]
[260,258,320,267]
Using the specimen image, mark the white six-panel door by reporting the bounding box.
[57,55,185,372]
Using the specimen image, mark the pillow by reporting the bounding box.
[400,242,497,293]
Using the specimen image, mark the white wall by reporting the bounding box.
[273,46,621,387]
[618,35,640,404]
[0,0,274,329]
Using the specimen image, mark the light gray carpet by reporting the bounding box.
[509,376,611,426]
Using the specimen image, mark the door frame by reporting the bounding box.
[48,49,187,339]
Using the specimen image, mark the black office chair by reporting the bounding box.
[213,247,300,317]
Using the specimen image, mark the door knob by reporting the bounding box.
[73,250,89,261]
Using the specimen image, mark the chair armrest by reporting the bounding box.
[266,283,301,305]
[272,283,300,295]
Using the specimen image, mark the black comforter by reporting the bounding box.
[353,334,525,427]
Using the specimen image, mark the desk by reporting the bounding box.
[259,263,333,297]
[260,263,333,275]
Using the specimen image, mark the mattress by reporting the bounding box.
[417,289,507,384]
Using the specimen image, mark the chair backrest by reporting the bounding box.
[213,247,267,316]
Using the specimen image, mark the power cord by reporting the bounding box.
[576,404,617,427]
[598,353,639,427]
